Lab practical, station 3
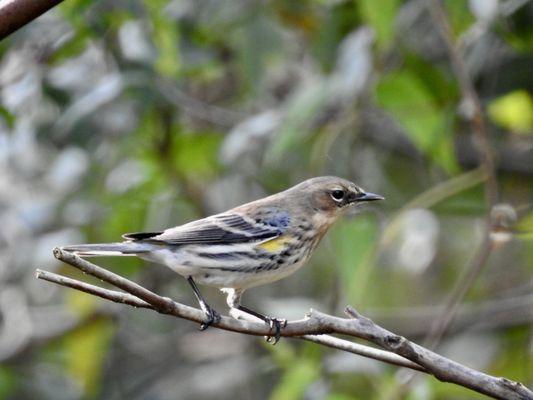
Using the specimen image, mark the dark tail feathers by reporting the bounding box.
[122,231,163,241]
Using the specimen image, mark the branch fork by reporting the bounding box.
[36,248,532,400]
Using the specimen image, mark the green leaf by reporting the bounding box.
[327,394,357,400]
[64,318,114,397]
[67,290,99,317]
[0,367,16,399]
[269,358,320,400]
[48,31,91,65]
[488,90,533,134]
[376,70,457,172]
[172,132,223,180]
[402,53,458,105]
[516,211,533,241]
[331,216,378,305]
[444,0,475,37]
[59,0,94,27]
[358,0,400,49]
[136,107,222,180]
[144,0,181,77]
[0,106,15,129]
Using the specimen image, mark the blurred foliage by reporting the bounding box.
[63,317,114,396]
[270,343,322,400]
[488,90,533,134]
[0,0,532,399]
[376,69,458,172]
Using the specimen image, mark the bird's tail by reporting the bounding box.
[60,242,151,257]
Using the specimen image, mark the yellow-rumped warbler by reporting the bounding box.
[62,176,383,341]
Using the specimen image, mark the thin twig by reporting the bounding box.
[35,248,533,400]
[35,269,154,310]
[301,334,426,372]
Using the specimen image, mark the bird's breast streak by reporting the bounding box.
[257,235,293,252]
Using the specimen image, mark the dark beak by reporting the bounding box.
[355,192,384,202]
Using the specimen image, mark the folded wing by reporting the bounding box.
[123,210,291,246]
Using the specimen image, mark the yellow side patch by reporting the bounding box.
[258,235,293,252]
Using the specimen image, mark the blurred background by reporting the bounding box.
[1,0,532,399]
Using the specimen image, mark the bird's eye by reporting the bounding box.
[331,189,345,202]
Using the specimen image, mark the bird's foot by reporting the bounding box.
[199,304,221,331]
[264,317,288,345]
[232,303,287,344]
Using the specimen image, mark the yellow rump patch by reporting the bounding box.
[258,235,293,252]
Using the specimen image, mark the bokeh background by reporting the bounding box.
[1,0,532,399]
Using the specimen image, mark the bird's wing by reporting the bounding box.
[123,210,291,245]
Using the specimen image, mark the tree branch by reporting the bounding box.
[0,0,65,40]
[35,268,425,373]
[36,248,532,400]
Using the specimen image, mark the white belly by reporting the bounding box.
[194,257,308,289]
[140,245,311,290]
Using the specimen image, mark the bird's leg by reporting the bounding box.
[187,276,220,330]
[224,288,287,344]
[237,305,287,344]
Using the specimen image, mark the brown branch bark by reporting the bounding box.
[0,0,65,40]
[35,268,425,373]
[35,248,533,400]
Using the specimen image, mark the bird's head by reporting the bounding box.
[288,176,384,227]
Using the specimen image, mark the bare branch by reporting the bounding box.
[35,269,426,373]
[35,248,532,400]
[337,306,531,400]
[300,334,426,372]
[0,0,65,40]
[35,269,153,310]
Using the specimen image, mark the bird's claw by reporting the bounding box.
[199,306,221,331]
[264,318,287,345]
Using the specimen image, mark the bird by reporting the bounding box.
[62,176,383,342]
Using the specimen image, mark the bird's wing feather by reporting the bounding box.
[123,210,291,245]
